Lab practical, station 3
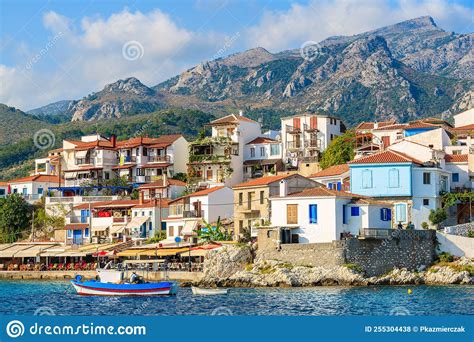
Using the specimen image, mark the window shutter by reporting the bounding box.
[380,208,384,221]
[387,209,392,221]
[328,183,333,190]
[309,204,317,224]
[337,182,342,191]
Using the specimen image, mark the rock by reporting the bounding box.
[369,268,424,285]
[425,266,473,285]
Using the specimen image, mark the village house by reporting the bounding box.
[188,113,261,188]
[269,186,392,243]
[137,175,186,200]
[0,182,8,198]
[309,164,350,191]
[232,174,319,239]
[163,186,233,243]
[8,175,61,202]
[349,149,449,229]
[115,135,188,184]
[34,148,63,176]
[243,137,283,181]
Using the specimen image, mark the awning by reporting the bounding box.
[0,245,33,258]
[243,159,281,166]
[112,164,136,169]
[125,216,150,229]
[74,150,89,158]
[179,249,210,257]
[56,251,90,257]
[110,225,126,234]
[40,249,70,257]
[64,223,89,230]
[138,248,190,257]
[14,244,57,258]
[92,225,109,232]
[182,220,198,235]
[140,163,172,169]
[116,249,149,257]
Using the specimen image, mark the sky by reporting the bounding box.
[0,0,473,111]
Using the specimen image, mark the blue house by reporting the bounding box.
[349,150,422,225]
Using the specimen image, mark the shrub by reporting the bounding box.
[429,208,447,227]
[438,252,454,263]
[343,263,364,273]
[421,222,429,230]
[467,230,474,238]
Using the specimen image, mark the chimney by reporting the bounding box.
[110,134,117,147]
[374,122,379,129]
[279,179,288,197]
[139,191,144,205]
[239,110,243,117]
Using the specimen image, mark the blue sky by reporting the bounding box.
[0,0,473,110]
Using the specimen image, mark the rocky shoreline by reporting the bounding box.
[195,245,474,287]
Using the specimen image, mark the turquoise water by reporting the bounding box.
[0,280,473,316]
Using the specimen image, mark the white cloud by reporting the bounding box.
[246,0,474,51]
[1,9,225,110]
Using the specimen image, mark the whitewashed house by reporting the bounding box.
[164,186,233,243]
[270,184,392,244]
[8,175,61,202]
[309,164,350,191]
[243,137,283,181]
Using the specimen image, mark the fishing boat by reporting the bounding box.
[71,275,178,296]
[191,286,228,295]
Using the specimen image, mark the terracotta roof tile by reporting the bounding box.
[286,187,358,198]
[349,150,422,165]
[8,175,61,184]
[355,120,395,130]
[190,186,226,197]
[138,179,186,188]
[233,174,294,188]
[452,124,474,131]
[310,164,349,178]
[210,114,258,125]
[246,137,278,145]
[116,135,182,149]
[445,154,468,163]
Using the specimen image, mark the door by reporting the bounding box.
[73,230,82,245]
[286,204,298,224]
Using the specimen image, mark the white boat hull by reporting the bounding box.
[192,286,228,295]
[71,281,178,296]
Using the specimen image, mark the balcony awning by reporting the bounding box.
[0,245,36,258]
[14,244,57,258]
[125,216,150,229]
[182,220,198,236]
[138,247,190,257]
[74,150,89,158]
[110,225,126,234]
[243,159,282,166]
[141,163,172,169]
[92,225,109,232]
[116,249,148,257]
[64,223,89,230]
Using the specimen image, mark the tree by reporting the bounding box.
[196,218,232,242]
[0,194,32,242]
[319,130,356,169]
[429,208,447,228]
[172,173,187,183]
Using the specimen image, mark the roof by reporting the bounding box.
[355,120,396,130]
[210,114,258,125]
[190,186,226,197]
[66,139,115,151]
[63,166,103,172]
[286,187,358,198]
[351,198,391,206]
[246,137,278,145]
[373,121,443,131]
[452,123,474,131]
[349,150,423,165]
[133,199,171,209]
[8,175,61,184]
[0,182,7,187]
[233,174,294,188]
[138,179,187,189]
[445,154,468,163]
[116,135,182,149]
[310,164,349,178]
[74,199,139,210]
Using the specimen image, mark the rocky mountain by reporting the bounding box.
[27,100,73,116]
[28,16,473,126]
[64,77,165,121]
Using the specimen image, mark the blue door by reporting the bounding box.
[80,209,90,223]
[73,230,83,245]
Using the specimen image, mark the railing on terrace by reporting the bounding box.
[287,141,302,149]
[359,228,395,239]
[147,155,170,163]
[46,196,119,204]
[286,125,301,134]
[75,158,92,165]
[183,210,204,218]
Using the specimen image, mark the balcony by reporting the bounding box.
[286,125,301,134]
[147,155,170,163]
[287,141,302,151]
[303,123,318,133]
[121,155,137,163]
[183,210,204,218]
[75,158,92,165]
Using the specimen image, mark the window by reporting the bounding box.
[351,207,360,216]
[136,168,145,176]
[134,212,138,217]
[260,147,265,157]
[388,168,399,188]
[247,220,252,228]
[452,173,460,182]
[239,220,243,232]
[423,172,431,184]
[380,208,391,221]
[238,193,243,206]
[84,228,90,238]
[250,148,255,158]
[178,226,183,236]
[0,189,4,196]
[169,226,174,236]
[395,203,407,223]
[206,169,213,180]
[67,230,72,238]
[37,188,44,195]
[342,205,347,224]
[336,182,342,191]
[247,192,253,209]
[423,199,429,206]
[286,204,298,224]
[362,169,373,188]
[270,144,280,156]
[260,191,264,205]
[309,204,318,224]
[149,222,153,231]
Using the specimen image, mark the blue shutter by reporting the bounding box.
[336,182,342,191]
[452,173,459,182]
[387,209,392,221]
[380,208,384,221]
[342,205,347,224]
[328,183,333,190]
[351,207,360,216]
[309,204,317,224]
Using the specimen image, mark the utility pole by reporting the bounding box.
[31,210,35,242]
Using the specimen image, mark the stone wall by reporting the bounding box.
[257,230,437,277]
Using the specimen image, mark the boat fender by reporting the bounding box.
[74,275,83,282]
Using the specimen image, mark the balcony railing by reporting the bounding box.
[183,210,204,218]
[76,158,92,165]
[147,155,170,163]
[359,228,395,239]
[305,139,321,149]
[286,125,301,134]
[287,141,302,150]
